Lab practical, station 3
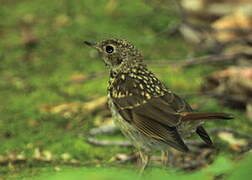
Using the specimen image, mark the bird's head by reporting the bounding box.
[84,39,144,72]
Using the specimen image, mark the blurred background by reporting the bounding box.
[0,0,252,179]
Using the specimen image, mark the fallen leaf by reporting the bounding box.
[55,14,70,26]
[40,96,108,116]
[218,132,248,148]
[43,150,53,161]
[105,0,118,14]
[54,166,61,172]
[69,73,88,84]
[27,119,39,127]
[211,11,252,42]
[202,67,252,108]
[61,153,71,161]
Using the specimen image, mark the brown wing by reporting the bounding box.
[114,90,193,127]
[110,74,191,152]
[113,94,190,152]
[133,111,189,152]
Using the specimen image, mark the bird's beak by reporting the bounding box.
[84,41,97,47]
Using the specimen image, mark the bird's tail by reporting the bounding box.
[181,112,233,122]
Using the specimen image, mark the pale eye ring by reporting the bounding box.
[105,45,114,53]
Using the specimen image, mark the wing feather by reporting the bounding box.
[110,73,192,152]
[133,113,189,152]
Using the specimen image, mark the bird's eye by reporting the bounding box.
[105,45,114,53]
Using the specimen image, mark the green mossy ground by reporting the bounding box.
[0,0,251,179]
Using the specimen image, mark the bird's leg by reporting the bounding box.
[161,149,175,167]
[138,151,150,175]
[168,150,175,167]
[161,150,168,166]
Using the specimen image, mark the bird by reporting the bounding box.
[84,38,233,172]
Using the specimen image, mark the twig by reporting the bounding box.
[0,158,27,165]
[148,52,252,67]
[179,92,216,98]
[86,138,132,147]
[180,53,252,67]
[88,124,118,136]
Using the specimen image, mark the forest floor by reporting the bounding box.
[0,0,251,179]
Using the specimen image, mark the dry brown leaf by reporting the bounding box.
[94,116,113,127]
[61,153,71,161]
[69,73,88,84]
[211,11,252,42]
[83,96,107,112]
[202,67,252,107]
[176,0,252,52]
[34,148,41,160]
[39,96,108,119]
[105,0,118,14]
[40,103,82,118]
[0,152,26,165]
[181,0,205,12]
[116,153,131,161]
[218,132,248,150]
[54,166,61,172]
[33,148,53,162]
[27,119,39,127]
[55,14,70,26]
[43,150,53,161]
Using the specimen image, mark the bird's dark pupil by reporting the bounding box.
[106,46,114,53]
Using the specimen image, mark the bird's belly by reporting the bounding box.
[108,97,167,152]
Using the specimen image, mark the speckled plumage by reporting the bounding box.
[84,39,233,169]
